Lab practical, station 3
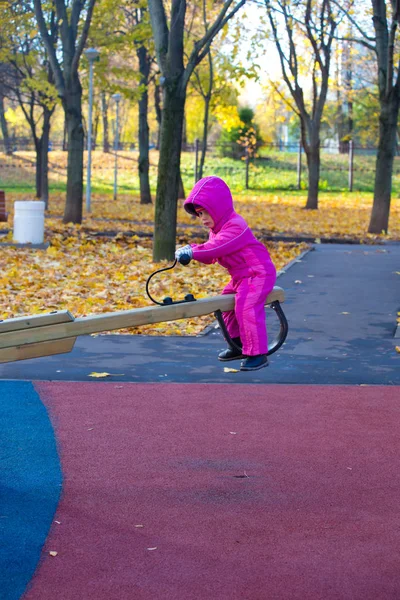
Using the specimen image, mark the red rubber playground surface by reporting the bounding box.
[20,382,400,600]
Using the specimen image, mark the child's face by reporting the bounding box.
[196,208,215,229]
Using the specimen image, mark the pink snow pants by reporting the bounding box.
[222,272,276,356]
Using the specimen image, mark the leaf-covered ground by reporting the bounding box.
[0,233,307,335]
[1,150,399,336]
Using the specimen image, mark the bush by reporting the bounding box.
[218,107,263,159]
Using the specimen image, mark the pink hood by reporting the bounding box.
[182,176,276,281]
[184,176,235,233]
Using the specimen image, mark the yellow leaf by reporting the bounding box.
[395,346,400,354]
[89,371,116,378]
[46,246,59,257]
[224,367,239,373]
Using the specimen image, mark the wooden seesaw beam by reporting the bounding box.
[0,286,285,364]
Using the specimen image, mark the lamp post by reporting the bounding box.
[84,47,99,213]
[112,92,122,201]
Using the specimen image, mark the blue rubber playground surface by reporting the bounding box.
[0,382,62,600]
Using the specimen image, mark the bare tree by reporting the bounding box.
[34,0,97,224]
[368,0,400,233]
[266,0,337,209]
[101,91,110,153]
[333,0,398,233]
[191,0,215,181]
[105,0,154,204]
[154,81,162,150]
[0,81,13,156]
[335,37,353,153]
[147,0,246,261]
[132,3,153,205]
[194,49,213,180]
[0,1,58,204]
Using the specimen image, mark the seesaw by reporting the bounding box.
[0,257,288,364]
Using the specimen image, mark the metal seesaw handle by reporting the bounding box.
[145,259,177,306]
[145,254,195,306]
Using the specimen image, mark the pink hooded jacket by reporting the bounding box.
[184,176,275,280]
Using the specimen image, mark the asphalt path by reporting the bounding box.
[0,243,398,385]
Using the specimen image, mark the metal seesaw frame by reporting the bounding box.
[214,299,288,357]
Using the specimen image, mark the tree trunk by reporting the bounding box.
[101,92,110,153]
[62,77,84,224]
[181,112,187,151]
[63,118,68,151]
[0,92,12,155]
[304,142,320,209]
[137,46,152,205]
[93,112,99,148]
[198,95,211,180]
[40,108,51,209]
[153,85,185,261]
[35,137,42,199]
[368,96,400,233]
[178,171,185,199]
[154,83,162,151]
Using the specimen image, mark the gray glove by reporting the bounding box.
[175,245,193,261]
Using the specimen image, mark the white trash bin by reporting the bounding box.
[13,201,45,244]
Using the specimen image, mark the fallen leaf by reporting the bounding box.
[295,280,302,284]
[395,346,400,353]
[147,547,157,551]
[88,372,125,378]
[89,372,111,378]
[49,551,58,557]
[341,312,350,315]
[224,367,239,373]
[135,524,144,528]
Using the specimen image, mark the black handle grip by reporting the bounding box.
[179,253,191,266]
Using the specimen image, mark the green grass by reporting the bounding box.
[183,150,400,195]
[2,148,400,197]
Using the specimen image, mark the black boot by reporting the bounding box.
[218,337,244,361]
[240,354,269,371]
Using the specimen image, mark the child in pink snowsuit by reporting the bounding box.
[175,176,276,371]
